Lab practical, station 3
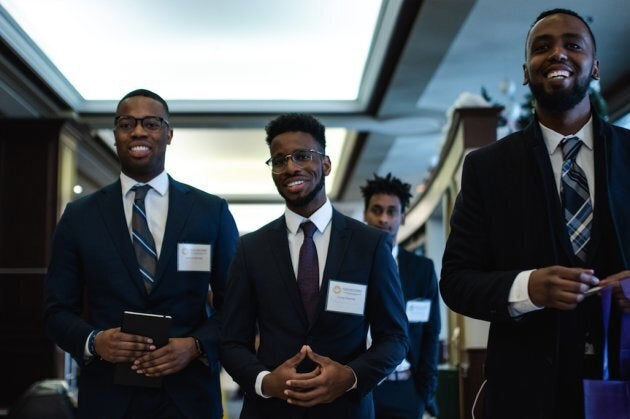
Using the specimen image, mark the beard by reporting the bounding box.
[279,174,326,208]
[529,74,591,113]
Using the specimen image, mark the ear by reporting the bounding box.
[591,59,600,80]
[166,128,173,145]
[522,63,530,85]
[401,213,406,226]
[322,155,332,176]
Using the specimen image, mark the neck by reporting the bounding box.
[535,100,592,136]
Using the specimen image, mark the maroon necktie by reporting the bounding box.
[297,221,319,323]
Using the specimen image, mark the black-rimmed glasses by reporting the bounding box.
[265,149,326,174]
[114,116,169,132]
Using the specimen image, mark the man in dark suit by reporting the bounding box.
[220,113,409,419]
[440,9,630,419]
[361,173,441,419]
[44,89,239,418]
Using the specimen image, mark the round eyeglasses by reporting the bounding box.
[114,116,169,132]
[265,149,326,174]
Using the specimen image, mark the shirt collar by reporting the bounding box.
[120,171,169,197]
[540,116,594,156]
[392,244,399,259]
[284,198,333,235]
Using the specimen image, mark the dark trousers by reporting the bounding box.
[124,387,185,419]
[373,378,424,419]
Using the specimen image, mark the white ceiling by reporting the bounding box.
[0,0,628,233]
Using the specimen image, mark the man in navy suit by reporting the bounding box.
[440,9,630,419]
[44,89,239,418]
[361,173,441,419]
[220,113,409,418]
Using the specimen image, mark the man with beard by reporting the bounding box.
[220,113,409,419]
[440,9,630,419]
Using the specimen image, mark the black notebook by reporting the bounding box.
[113,311,172,388]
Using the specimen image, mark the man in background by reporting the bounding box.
[220,113,408,418]
[440,9,630,419]
[361,173,440,419]
[44,89,239,418]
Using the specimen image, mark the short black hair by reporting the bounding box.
[116,89,170,117]
[265,113,326,150]
[527,8,596,53]
[360,173,412,213]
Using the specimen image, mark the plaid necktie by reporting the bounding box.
[297,221,319,323]
[560,137,592,262]
[131,185,157,292]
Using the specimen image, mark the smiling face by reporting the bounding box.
[523,13,599,114]
[364,193,404,241]
[114,95,173,182]
[269,131,331,217]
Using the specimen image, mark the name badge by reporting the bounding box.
[406,299,431,323]
[177,243,211,272]
[325,280,367,316]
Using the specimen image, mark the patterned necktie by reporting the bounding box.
[131,185,158,293]
[560,137,592,262]
[297,221,319,323]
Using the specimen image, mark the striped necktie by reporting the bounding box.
[131,185,158,292]
[297,221,319,323]
[560,137,592,262]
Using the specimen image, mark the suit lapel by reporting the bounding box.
[528,124,575,263]
[316,210,351,324]
[269,216,311,327]
[602,121,630,267]
[153,177,194,291]
[96,181,147,295]
[397,249,411,297]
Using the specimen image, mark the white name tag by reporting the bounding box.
[406,299,431,323]
[177,243,211,272]
[325,280,367,316]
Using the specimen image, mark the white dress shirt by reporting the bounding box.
[508,118,595,316]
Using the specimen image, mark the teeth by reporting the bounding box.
[131,146,149,151]
[287,180,304,187]
[547,70,570,79]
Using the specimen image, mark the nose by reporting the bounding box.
[131,121,148,136]
[548,44,568,62]
[284,156,303,173]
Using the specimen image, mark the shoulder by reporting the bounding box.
[600,118,630,141]
[467,128,531,162]
[239,215,284,242]
[169,177,228,206]
[333,210,385,239]
[65,181,118,211]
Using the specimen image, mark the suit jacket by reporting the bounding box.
[440,115,630,419]
[220,209,409,419]
[399,249,441,402]
[44,176,239,419]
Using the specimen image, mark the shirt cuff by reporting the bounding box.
[508,269,544,317]
[84,330,100,360]
[255,371,272,398]
[347,367,357,391]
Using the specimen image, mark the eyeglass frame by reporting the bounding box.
[114,115,170,132]
[265,149,327,174]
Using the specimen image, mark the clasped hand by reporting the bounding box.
[262,345,355,407]
[94,329,199,376]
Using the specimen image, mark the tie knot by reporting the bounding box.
[560,136,582,161]
[132,184,152,201]
[300,221,317,238]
